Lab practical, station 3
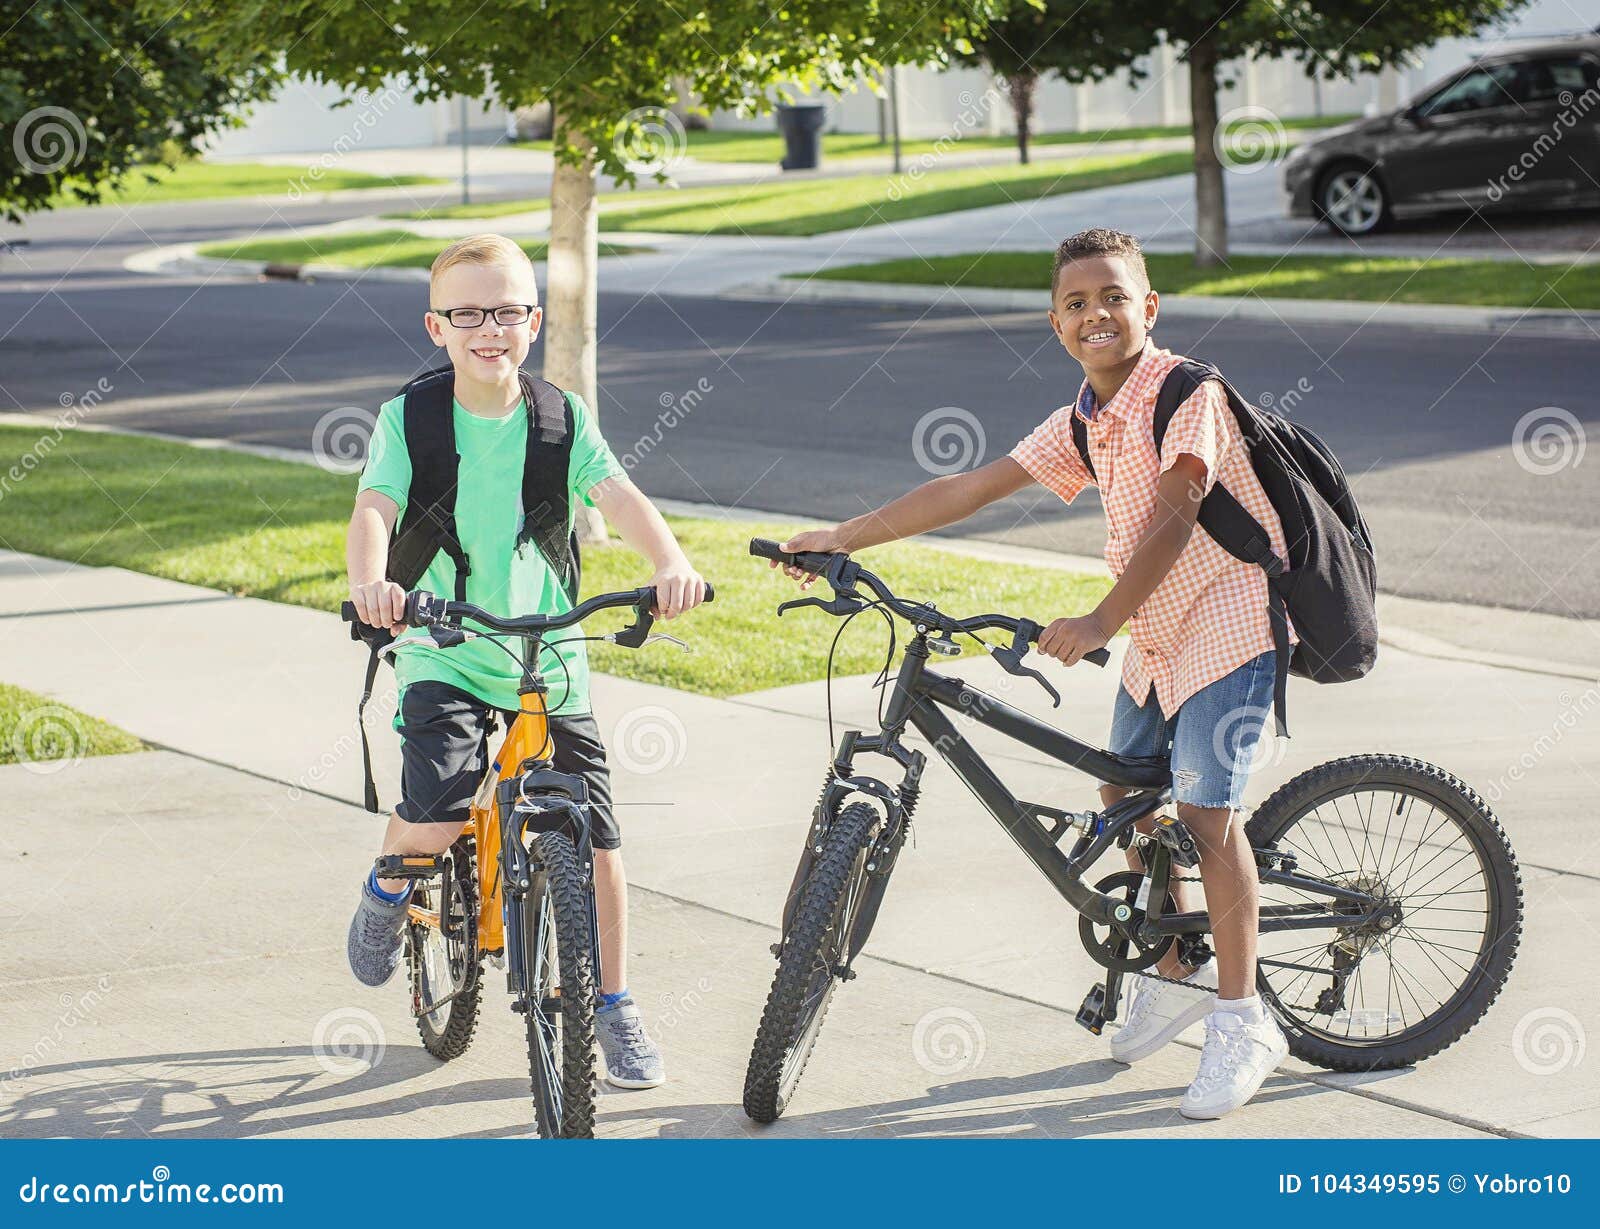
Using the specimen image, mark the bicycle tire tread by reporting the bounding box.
[744,802,879,1123]
[523,831,599,1138]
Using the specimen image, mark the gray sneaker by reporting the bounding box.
[346,877,412,987]
[595,995,665,1089]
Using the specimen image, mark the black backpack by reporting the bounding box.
[349,366,580,811]
[1070,359,1377,737]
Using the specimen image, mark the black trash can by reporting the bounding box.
[775,104,827,171]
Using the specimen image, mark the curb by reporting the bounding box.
[123,242,434,285]
[727,277,1600,340]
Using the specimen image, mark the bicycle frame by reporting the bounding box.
[799,631,1397,967]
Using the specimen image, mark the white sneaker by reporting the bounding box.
[1109,960,1218,1065]
[1179,1005,1289,1119]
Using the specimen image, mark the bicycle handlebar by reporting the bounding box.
[341,582,714,649]
[749,537,1109,668]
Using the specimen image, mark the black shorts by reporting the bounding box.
[395,680,620,850]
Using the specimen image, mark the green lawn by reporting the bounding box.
[803,250,1600,311]
[0,426,1110,695]
[51,160,443,208]
[516,114,1357,165]
[392,149,1205,236]
[196,230,648,270]
[0,683,144,767]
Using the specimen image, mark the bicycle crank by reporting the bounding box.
[1078,870,1176,972]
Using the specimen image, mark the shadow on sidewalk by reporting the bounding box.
[0,1045,533,1139]
[598,1061,1319,1139]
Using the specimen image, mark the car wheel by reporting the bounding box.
[1318,165,1390,236]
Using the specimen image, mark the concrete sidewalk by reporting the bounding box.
[2,548,1596,1137]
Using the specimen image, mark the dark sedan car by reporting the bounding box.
[1284,32,1600,234]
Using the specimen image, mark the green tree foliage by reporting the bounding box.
[0,1,277,222]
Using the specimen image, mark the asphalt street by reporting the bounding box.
[1,193,1595,619]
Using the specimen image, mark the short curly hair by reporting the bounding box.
[1051,228,1149,299]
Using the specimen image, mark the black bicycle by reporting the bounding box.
[345,583,711,1136]
[740,539,1522,1122]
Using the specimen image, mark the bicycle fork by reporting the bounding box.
[496,773,603,1017]
[775,735,924,978]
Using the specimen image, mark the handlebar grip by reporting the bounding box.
[638,582,715,613]
[1019,618,1110,668]
[341,601,358,623]
[749,537,791,564]
[749,536,836,575]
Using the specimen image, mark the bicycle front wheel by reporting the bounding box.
[744,801,880,1123]
[520,831,599,1138]
[1248,754,1522,1071]
[407,838,482,1061]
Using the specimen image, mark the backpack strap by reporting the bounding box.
[1152,360,1292,738]
[389,367,471,603]
[516,371,580,604]
[1070,408,1096,483]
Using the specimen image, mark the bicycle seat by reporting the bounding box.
[1098,750,1171,791]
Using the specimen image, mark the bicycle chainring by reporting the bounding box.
[1078,870,1176,972]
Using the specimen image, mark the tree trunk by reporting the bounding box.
[1008,71,1037,165]
[1187,33,1228,267]
[545,111,607,544]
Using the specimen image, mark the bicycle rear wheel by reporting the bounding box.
[520,830,599,1138]
[744,802,880,1123]
[1247,754,1522,1071]
[406,838,482,1061]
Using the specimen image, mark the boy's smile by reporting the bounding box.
[1048,253,1159,402]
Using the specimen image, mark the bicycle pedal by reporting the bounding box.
[1075,983,1108,1035]
[373,853,445,879]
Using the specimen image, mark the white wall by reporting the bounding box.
[710,0,1596,138]
[205,77,506,159]
[208,0,1596,156]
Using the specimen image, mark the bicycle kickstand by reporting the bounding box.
[1075,967,1125,1036]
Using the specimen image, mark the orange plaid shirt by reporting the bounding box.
[1010,342,1291,717]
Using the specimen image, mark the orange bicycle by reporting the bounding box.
[343,583,711,1137]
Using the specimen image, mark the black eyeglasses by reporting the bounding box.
[431,304,537,328]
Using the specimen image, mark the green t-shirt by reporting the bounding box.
[358,388,625,715]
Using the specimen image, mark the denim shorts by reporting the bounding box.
[1106,651,1276,809]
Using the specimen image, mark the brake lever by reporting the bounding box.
[429,623,468,649]
[778,594,867,618]
[988,619,1062,708]
[609,592,656,649]
[606,631,690,653]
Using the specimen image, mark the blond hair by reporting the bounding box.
[429,233,537,298]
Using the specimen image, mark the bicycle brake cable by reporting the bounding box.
[823,598,895,752]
